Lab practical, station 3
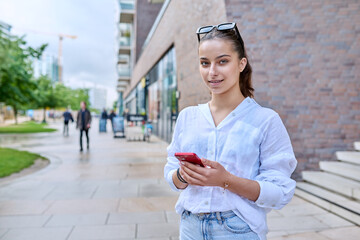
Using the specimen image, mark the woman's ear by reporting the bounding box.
[239,57,247,72]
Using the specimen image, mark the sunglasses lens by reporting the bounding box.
[217,23,235,30]
[198,26,214,34]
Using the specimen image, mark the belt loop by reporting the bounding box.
[216,212,222,225]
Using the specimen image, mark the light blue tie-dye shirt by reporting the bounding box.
[164,97,297,240]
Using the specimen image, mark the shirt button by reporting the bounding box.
[205,201,209,205]
[272,204,276,207]
[232,113,236,117]
[247,99,251,103]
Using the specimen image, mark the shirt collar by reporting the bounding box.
[198,97,254,129]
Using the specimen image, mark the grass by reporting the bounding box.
[0,147,45,178]
[0,121,57,134]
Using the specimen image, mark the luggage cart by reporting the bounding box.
[112,116,125,138]
[99,119,107,132]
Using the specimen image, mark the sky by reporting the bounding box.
[0,0,119,108]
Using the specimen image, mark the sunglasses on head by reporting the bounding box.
[196,22,244,50]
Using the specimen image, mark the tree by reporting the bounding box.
[113,100,118,111]
[32,75,59,123]
[0,28,47,124]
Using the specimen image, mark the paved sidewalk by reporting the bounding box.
[0,120,359,240]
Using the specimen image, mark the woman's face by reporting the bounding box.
[198,38,246,95]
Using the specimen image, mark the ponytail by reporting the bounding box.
[239,58,253,98]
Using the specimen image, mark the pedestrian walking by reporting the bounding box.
[76,101,91,152]
[99,108,108,132]
[164,22,297,240]
[63,108,74,136]
[101,108,108,120]
[108,109,116,131]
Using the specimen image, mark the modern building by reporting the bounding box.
[117,0,360,180]
[89,87,107,111]
[115,0,163,115]
[32,52,59,83]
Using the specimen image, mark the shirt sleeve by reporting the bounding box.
[164,110,185,192]
[254,113,297,210]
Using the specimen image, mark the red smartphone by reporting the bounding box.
[175,152,205,167]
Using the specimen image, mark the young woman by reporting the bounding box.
[164,22,297,240]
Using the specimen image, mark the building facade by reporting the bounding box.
[118,0,360,178]
[32,53,59,83]
[115,0,163,115]
[89,88,107,111]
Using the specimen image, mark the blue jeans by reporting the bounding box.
[180,210,260,240]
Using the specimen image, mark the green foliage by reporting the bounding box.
[0,28,47,123]
[0,121,56,134]
[0,147,45,178]
[52,83,90,110]
[0,28,91,122]
[113,100,118,111]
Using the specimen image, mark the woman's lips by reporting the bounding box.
[208,79,224,86]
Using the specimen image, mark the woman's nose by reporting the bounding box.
[209,64,218,76]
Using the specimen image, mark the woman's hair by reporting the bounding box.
[199,29,254,98]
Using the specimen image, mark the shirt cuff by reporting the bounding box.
[166,169,181,192]
[255,180,282,209]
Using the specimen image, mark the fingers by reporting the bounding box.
[182,161,208,175]
[201,158,218,168]
[180,165,206,186]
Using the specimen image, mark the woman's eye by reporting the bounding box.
[200,62,209,66]
[219,59,228,64]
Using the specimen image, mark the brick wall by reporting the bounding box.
[134,0,163,63]
[225,0,360,178]
[128,0,360,179]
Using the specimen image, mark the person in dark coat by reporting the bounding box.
[76,101,92,151]
[63,108,74,136]
[101,108,108,120]
[108,109,117,132]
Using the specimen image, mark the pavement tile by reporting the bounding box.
[268,231,330,240]
[319,226,360,240]
[44,187,97,200]
[313,213,354,228]
[92,183,139,199]
[165,211,180,223]
[68,224,135,240]
[267,231,287,238]
[137,222,179,239]
[0,229,8,238]
[268,215,329,232]
[45,213,108,227]
[267,210,283,218]
[0,227,72,240]
[44,199,119,214]
[108,212,166,225]
[138,183,179,197]
[0,187,53,201]
[126,163,165,179]
[117,197,178,212]
[275,201,328,217]
[0,215,51,228]
[0,200,53,215]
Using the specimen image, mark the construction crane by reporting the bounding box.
[13,27,77,83]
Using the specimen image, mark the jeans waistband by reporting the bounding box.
[183,210,236,221]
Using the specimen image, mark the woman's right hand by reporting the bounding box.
[172,168,188,189]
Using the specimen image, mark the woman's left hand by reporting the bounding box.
[180,158,231,187]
